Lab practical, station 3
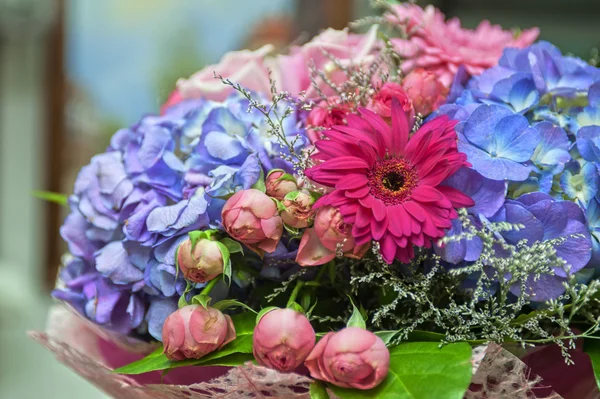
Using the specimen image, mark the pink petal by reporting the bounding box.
[403,201,426,223]
[437,186,475,208]
[335,174,369,190]
[380,234,397,264]
[296,228,336,266]
[345,185,371,199]
[390,98,410,156]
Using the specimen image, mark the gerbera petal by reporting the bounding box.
[358,107,391,157]
[388,205,412,237]
[403,201,426,222]
[359,196,387,221]
[411,185,444,203]
[319,156,370,171]
[380,234,397,264]
[335,174,369,190]
[371,217,389,241]
[345,185,371,199]
[437,186,475,208]
[390,98,410,156]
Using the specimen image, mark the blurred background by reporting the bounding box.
[0,0,597,397]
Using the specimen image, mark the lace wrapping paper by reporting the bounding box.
[32,305,597,399]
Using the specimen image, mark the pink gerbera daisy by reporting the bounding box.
[305,100,474,264]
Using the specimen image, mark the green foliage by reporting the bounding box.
[32,191,68,206]
[336,210,600,363]
[330,342,472,399]
[346,297,366,329]
[584,338,600,389]
[310,381,330,399]
[251,167,267,193]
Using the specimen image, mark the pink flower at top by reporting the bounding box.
[306,99,353,144]
[388,4,539,87]
[305,100,473,264]
[272,26,380,99]
[368,82,414,123]
[177,45,274,101]
[402,68,449,116]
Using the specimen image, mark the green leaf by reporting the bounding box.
[114,312,256,375]
[310,381,330,399]
[275,172,297,183]
[178,294,189,309]
[284,190,301,201]
[220,237,243,254]
[274,198,287,212]
[251,167,266,193]
[256,306,279,324]
[215,241,231,283]
[212,299,257,314]
[330,342,472,399]
[584,338,600,390]
[287,301,305,314]
[32,190,68,206]
[188,231,206,248]
[191,294,212,308]
[113,347,166,375]
[346,297,366,329]
[326,261,336,284]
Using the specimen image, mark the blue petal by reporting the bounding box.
[442,167,507,217]
[146,298,178,341]
[501,203,545,245]
[95,241,144,284]
[459,142,533,181]
[531,122,570,166]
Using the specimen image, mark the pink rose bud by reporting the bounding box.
[402,68,449,116]
[253,308,316,372]
[281,191,315,229]
[266,170,299,201]
[369,82,415,123]
[305,327,390,390]
[162,305,236,361]
[222,189,283,256]
[177,238,224,283]
[296,206,370,266]
[306,99,352,144]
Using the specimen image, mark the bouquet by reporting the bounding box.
[37,2,600,398]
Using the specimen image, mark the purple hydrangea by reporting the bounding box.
[54,92,307,339]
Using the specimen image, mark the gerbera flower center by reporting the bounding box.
[367,158,418,205]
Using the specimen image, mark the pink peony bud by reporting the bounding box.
[266,170,299,201]
[177,238,224,283]
[281,191,315,229]
[402,68,449,116]
[305,327,390,390]
[253,308,316,372]
[222,189,283,256]
[296,206,369,266]
[162,305,236,361]
[306,99,352,144]
[369,82,415,124]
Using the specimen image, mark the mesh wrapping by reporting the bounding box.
[33,305,598,399]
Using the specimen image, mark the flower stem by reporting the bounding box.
[200,278,219,296]
[286,280,305,308]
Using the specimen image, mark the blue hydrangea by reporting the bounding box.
[54,92,308,339]
[439,42,600,299]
